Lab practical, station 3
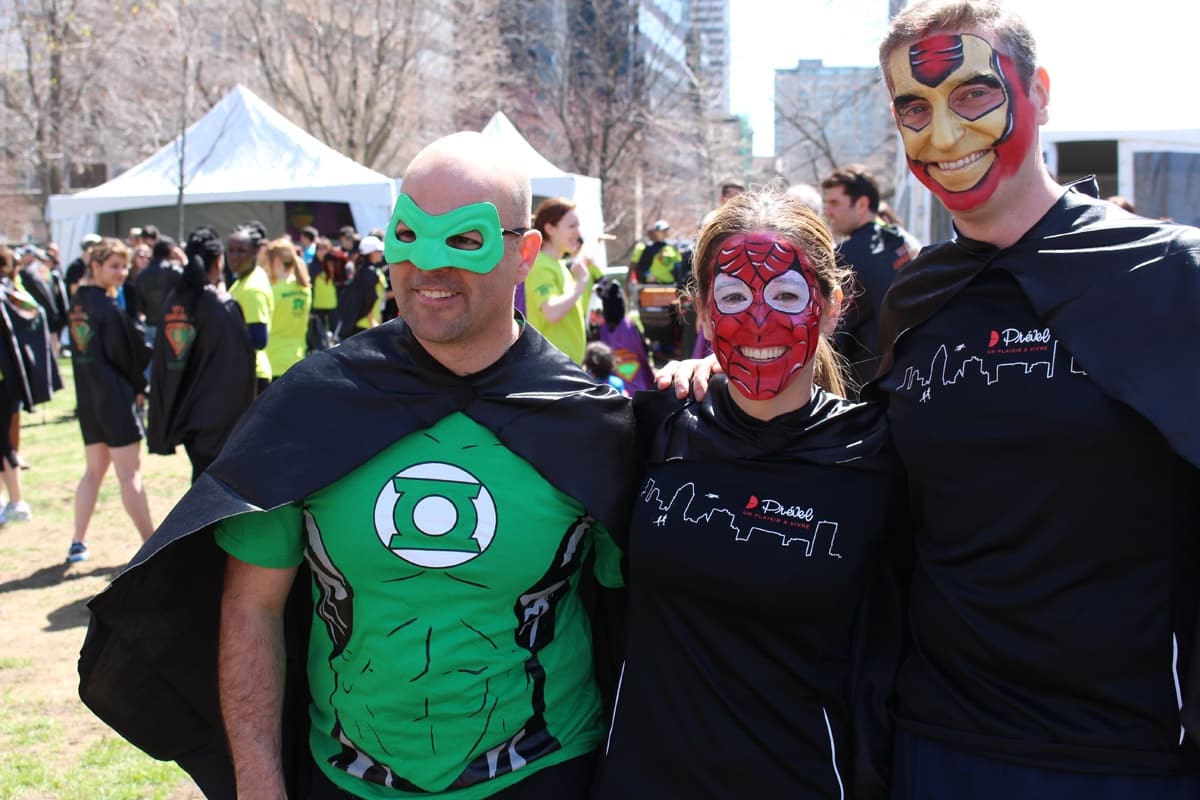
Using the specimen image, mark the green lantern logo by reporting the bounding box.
[374,462,497,568]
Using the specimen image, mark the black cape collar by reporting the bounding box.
[636,376,891,468]
[870,176,1200,469]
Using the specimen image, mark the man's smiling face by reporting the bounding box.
[888,31,1037,212]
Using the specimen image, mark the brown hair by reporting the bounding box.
[0,246,12,279]
[820,165,881,213]
[691,187,851,397]
[265,237,310,288]
[88,238,130,273]
[879,0,1037,90]
[532,197,576,237]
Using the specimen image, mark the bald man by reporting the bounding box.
[77,132,635,800]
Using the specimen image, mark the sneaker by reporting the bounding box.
[67,541,89,563]
[4,501,31,522]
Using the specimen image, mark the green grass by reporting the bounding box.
[0,356,198,799]
[18,359,193,540]
[0,695,186,800]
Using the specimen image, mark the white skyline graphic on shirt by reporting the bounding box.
[900,339,1086,402]
[640,478,841,557]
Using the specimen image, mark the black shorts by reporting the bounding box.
[77,398,142,448]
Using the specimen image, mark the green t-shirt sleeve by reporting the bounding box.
[591,519,624,589]
[527,257,560,303]
[213,503,306,569]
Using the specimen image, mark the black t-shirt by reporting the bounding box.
[593,385,905,799]
[880,267,1200,774]
[834,222,914,390]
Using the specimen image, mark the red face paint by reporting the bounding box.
[888,33,1038,212]
[707,233,822,401]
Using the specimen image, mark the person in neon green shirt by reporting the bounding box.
[523,197,602,363]
[263,237,312,379]
[629,219,682,285]
[226,227,274,392]
[311,239,343,344]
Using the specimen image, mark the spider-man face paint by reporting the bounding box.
[888,33,1037,212]
[707,233,822,401]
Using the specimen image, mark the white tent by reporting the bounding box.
[478,111,608,268]
[1040,127,1200,228]
[47,85,397,260]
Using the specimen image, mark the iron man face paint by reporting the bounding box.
[707,233,822,401]
[888,33,1037,211]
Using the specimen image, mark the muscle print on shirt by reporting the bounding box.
[303,451,600,792]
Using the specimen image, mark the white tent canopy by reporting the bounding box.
[478,111,607,268]
[47,85,397,260]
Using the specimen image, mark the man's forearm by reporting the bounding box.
[219,562,292,797]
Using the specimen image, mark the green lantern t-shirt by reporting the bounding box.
[215,412,622,799]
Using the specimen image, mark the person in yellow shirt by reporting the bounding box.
[310,240,343,346]
[629,220,682,285]
[335,236,386,341]
[227,227,274,394]
[523,197,602,363]
[264,238,312,380]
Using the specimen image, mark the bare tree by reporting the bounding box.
[0,0,136,206]
[500,0,713,248]
[774,72,895,187]
[237,0,434,175]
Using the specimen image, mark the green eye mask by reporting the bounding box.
[384,193,506,274]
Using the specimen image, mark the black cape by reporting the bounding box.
[147,285,255,459]
[78,317,635,797]
[867,177,1200,745]
[335,261,382,338]
[0,282,62,413]
[69,285,150,435]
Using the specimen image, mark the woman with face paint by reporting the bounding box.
[592,189,907,800]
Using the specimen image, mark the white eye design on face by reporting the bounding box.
[713,272,752,314]
[764,271,810,314]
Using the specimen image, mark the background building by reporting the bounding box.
[774,58,896,190]
[690,0,731,115]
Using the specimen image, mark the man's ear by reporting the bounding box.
[515,230,541,282]
[855,195,873,218]
[1031,66,1051,125]
[820,286,844,337]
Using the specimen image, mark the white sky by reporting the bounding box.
[730,1,1200,156]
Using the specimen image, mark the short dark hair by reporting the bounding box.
[301,225,319,243]
[584,341,615,380]
[820,166,880,213]
[151,237,176,261]
[140,224,160,242]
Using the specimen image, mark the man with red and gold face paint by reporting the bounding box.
[871,2,1200,797]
